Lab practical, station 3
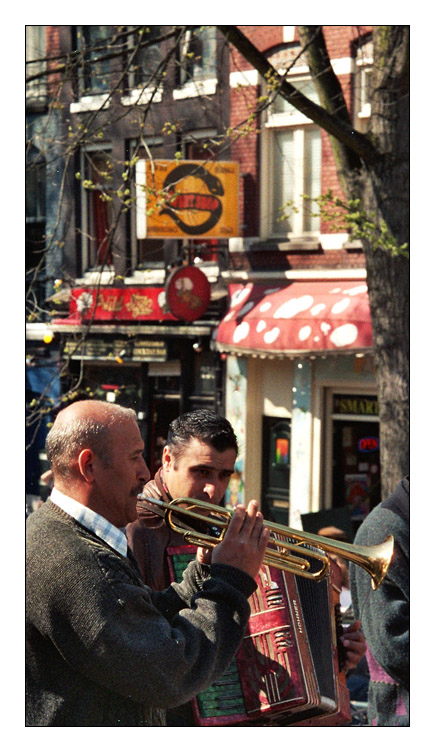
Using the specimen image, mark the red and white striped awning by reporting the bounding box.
[214,281,373,357]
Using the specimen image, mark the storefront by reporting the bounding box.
[51,278,224,475]
[327,391,380,520]
[213,278,378,532]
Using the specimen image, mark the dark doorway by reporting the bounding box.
[149,398,180,476]
[332,419,381,525]
[261,416,291,526]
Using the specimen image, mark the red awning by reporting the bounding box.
[214,281,373,356]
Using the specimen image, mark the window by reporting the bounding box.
[354,38,373,131]
[26,146,46,224]
[178,26,216,88]
[76,26,113,96]
[121,27,163,106]
[322,387,380,521]
[262,78,321,237]
[26,145,46,306]
[26,26,47,105]
[132,140,166,270]
[129,26,162,88]
[80,148,114,270]
[331,393,380,522]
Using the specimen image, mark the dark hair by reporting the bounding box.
[166,410,238,458]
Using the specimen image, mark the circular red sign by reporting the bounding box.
[165,266,211,322]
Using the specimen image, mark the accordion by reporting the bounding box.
[167,545,351,727]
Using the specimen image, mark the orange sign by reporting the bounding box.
[138,160,239,238]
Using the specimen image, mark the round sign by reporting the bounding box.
[165,266,211,322]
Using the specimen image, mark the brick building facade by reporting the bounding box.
[26,26,380,529]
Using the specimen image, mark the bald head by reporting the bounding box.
[46,400,137,482]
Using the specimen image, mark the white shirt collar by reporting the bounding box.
[50,486,127,558]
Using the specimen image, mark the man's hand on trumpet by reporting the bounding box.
[197,500,270,581]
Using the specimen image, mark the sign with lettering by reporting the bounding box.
[333,394,379,417]
[137,160,239,238]
[358,437,380,452]
[70,287,177,322]
[63,337,167,362]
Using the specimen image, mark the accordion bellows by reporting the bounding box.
[167,545,351,727]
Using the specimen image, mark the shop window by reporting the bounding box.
[262,78,321,237]
[150,397,180,475]
[192,350,217,395]
[152,374,181,395]
[331,393,381,528]
[76,26,113,96]
[80,365,143,411]
[261,416,291,526]
[178,26,216,85]
[80,148,114,270]
[149,370,181,474]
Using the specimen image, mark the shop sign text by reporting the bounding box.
[333,395,379,417]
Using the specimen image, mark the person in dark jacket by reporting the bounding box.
[350,477,409,726]
[126,409,367,725]
[26,400,269,727]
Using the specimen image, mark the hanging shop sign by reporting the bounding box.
[136,159,239,238]
[165,266,211,322]
[63,336,168,362]
[69,287,177,322]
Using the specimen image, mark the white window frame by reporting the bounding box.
[354,39,373,130]
[174,26,217,100]
[260,75,322,240]
[71,26,112,113]
[121,26,163,107]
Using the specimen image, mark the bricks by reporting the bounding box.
[45,26,62,95]
[228,25,372,259]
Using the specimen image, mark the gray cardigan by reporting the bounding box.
[26,501,256,726]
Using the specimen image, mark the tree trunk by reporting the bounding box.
[360,26,410,496]
[302,24,410,495]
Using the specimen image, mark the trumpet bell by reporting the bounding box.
[347,534,394,590]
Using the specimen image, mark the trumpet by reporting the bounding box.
[137,496,394,590]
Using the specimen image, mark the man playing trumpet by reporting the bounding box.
[26,401,269,726]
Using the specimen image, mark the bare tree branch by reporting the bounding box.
[217,24,379,166]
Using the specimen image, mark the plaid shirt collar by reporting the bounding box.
[50,487,127,557]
